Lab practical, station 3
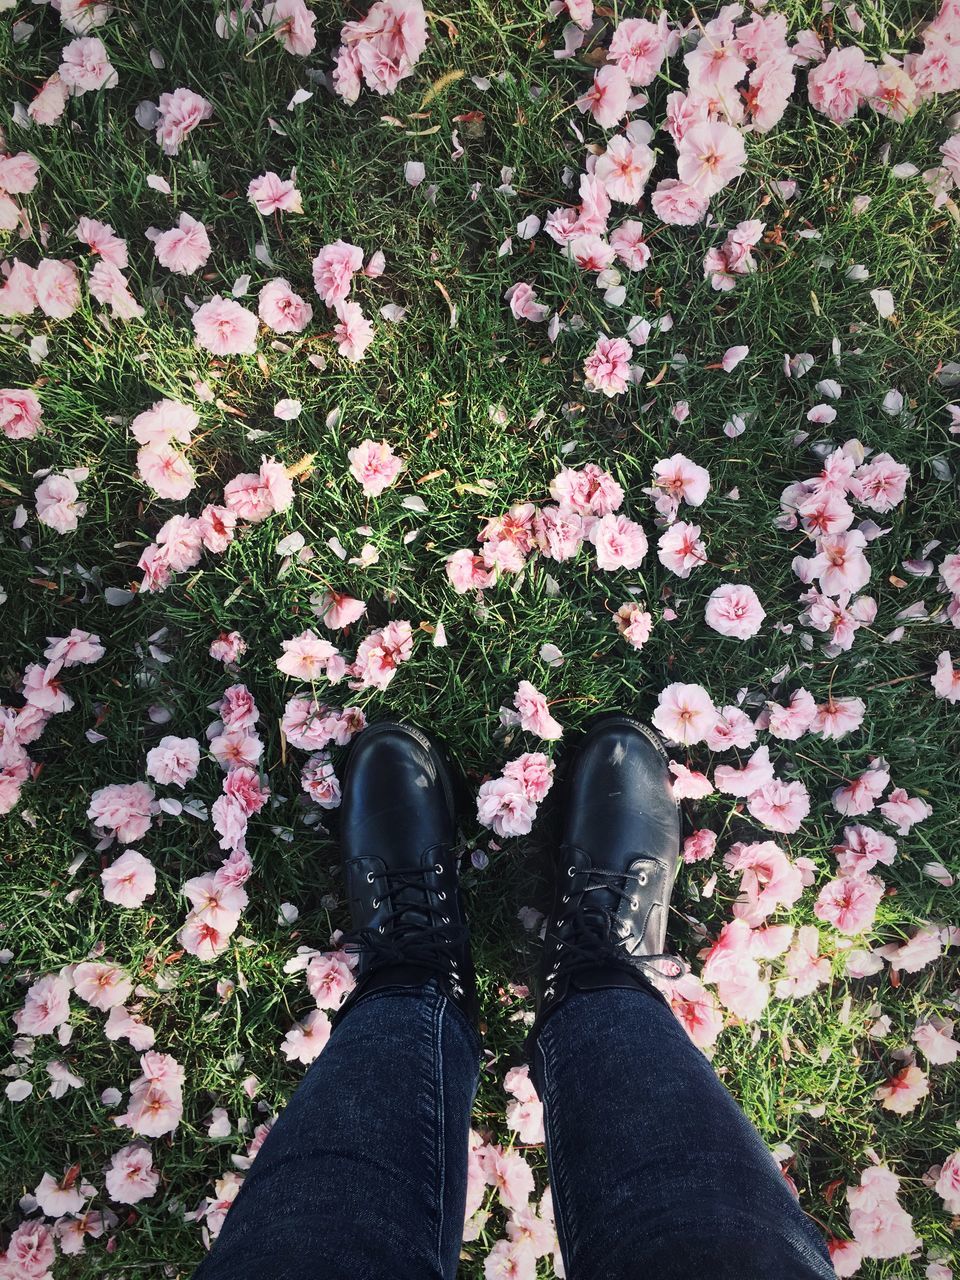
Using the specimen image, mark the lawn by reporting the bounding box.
[1,0,960,1276]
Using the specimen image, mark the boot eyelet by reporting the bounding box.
[435,863,444,874]
[366,872,375,884]
[637,872,648,886]
[562,894,570,904]
[567,866,575,877]
[372,897,380,909]
[378,925,385,934]
[438,891,447,901]
[630,898,639,910]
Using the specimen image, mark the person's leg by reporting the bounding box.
[530,714,833,1280]
[196,980,479,1280]
[196,721,480,1280]
[532,985,833,1279]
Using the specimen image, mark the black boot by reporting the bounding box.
[533,714,683,1034]
[335,721,477,1026]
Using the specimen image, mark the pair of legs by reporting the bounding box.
[195,718,833,1279]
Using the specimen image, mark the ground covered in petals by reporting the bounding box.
[2,1,960,1277]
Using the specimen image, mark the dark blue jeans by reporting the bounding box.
[195,982,833,1280]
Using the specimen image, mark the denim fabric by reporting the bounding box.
[531,986,835,1280]
[196,981,833,1280]
[195,981,480,1280]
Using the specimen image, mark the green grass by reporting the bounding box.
[2,1,960,1276]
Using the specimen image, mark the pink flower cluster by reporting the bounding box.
[703,219,765,292]
[0,150,39,234]
[137,456,294,594]
[279,693,366,811]
[331,0,428,103]
[476,752,555,838]
[114,1051,185,1138]
[1,631,104,816]
[311,240,379,362]
[277,618,415,694]
[463,1131,561,1275]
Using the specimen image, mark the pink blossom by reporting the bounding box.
[0,260,39,317]
[668,973,724,1050]
[833,824,897,875]
[652,682,717,745]
[808,46,880,124]
[812,695,865,740]
[192,296,259,356]
[198,504,238,553]
[503,752,555,803]
[747,779,811,834]
[932,651,960,702]
[935,1152,960,1214]
[333,300,375,361]
[725,839,804,925]
[506,1094,545,1145]
[277,630,341,682]
[828,1238,864,1277]
[700,919,771,1021]
[156,514,203,572]
[35,259,81,319]
[657,521,706,578]
[209,631,247,664]
[880,927,943,973]
[590,512,648,570]
[913,1017,959,1065]
[477,776,537,837]
[714,745,775,797]
[146,735,201,787]
[0,388,43,441]
[704,706,757,751]
[313,589,366,630]
[131,398,198,448]
[566,233,616,273]
[879,787,933,834]
[550,462,623,516]
[615,602,653,650]
[533,507,584,561]
[155,88,213,155]
[34,1171,84,1218]
[446,549,496,592]
[29,74,70,126]
[307,953,356,1009]
[73,960,133,1010]
[75,215,128,268]
[312,239,363,305]
[59,36,117,93]
[583,333,633,396]
[855,453,910,512]
[348,438,403,496]
[350,619,414,691]
[808,530,871,597]
[281,1009,332,1064]
[301,752,342,808]
[223,458,292,523]
[248,171,302,215]
[504,281,549,323]
[0,151,39,194]
[677,121,747,196]
[575,64,632,129]
[481,1145,536,1213]
[766,688,817,740]
[608,17,668,86]
[36,473,87,533]
[258,278,313,333]
[704,583,765,639]
[137,443,196,501]
[651,453,710,517]
[22,660,74,714]
[684,34,748,97]
[832,759,890,816]
[815,872,884,934]
[595,135,655,203]
[682,828,716,863]
[513,680,562,741]
[480,504,536,573]
[87,781,155,844]
[263,0,316,54]
[875,1065,929,1115]
[669,761,714,800]
[774,925,831,998]
[44,629,104,666]
[610,219,650,270]
[14,973,71,1036]
[484,1238,538,1280]
[152,212,211,275]
[101,849,157,908]
[650,178,710,226]
[105,1144,159,1205]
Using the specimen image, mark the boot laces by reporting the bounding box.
[544,865,684,997]
[344,864,468,996]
